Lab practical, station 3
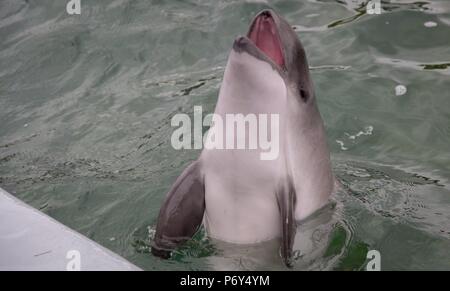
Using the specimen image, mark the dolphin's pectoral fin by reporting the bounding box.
[276,181,297,267]
[151,160,205,259]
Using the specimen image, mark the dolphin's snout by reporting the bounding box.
[256,9,277,19]
[260,10,272,18]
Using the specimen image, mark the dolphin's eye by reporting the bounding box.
[299,87,308,102]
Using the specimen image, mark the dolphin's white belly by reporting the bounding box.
[201,149,283,244]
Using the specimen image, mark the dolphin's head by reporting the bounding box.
[227,9,315,110]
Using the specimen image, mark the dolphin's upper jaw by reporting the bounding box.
[233,10,286,72]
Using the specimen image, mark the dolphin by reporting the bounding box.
[151,9,335,267]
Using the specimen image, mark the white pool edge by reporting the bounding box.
[0,187,141,271]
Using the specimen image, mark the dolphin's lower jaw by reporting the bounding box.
[233,36,286,77]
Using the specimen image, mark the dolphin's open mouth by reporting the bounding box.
[247,11,285,68]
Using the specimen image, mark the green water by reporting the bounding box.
[1,0,449,270]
